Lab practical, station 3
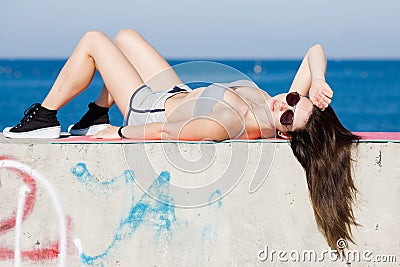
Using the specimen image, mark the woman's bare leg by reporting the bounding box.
[113,29,183,90]
[42,31,144,116]
[94,86,114,108]
[93,29,184,108]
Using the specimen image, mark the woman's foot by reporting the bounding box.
[3,103,61,138]
[68,102,110,136]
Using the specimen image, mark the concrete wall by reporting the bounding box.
[0,136,399,267]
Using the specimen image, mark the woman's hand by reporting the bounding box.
[309,79,333,110]
[92,125,120,139]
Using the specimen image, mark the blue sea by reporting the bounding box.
[0,59,399,132]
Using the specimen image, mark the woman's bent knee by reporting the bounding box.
[81,30,109,45]
[114,29,143,46]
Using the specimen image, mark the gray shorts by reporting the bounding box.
[126,85,189,126]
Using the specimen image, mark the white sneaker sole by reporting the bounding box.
[68,124,110,136]
[2,126,61,139]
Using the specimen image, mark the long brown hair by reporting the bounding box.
[288,105,360,251]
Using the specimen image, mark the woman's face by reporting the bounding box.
[266,93,314,133]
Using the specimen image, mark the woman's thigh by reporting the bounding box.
[83,31,145,116]
[114,29,183,91]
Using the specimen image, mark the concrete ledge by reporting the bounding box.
[0,135,399,266]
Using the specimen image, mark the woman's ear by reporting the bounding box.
[277,130,291,139]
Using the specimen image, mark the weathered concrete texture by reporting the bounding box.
[0,135,399,267]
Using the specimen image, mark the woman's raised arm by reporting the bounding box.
[289,44,333,110]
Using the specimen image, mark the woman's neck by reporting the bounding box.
[251,103,276,138]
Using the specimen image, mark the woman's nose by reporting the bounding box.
[278,101,290,111]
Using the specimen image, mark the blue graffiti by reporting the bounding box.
[70,163,176,266]
[71,162,134,194]
[200,190,222,242]
[208,189,222,208]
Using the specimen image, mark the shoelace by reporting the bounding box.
[17,103,40,126]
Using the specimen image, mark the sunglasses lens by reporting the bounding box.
[280,110,294,125]
[286,92,300,106]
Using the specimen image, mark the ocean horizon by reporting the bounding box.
[1,59,399,132]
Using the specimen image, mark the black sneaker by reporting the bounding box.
[3,103,61,138]
[68,102,110,136]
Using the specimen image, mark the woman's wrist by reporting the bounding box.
[118,126,126,138]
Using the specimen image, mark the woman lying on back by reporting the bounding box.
[3,29,360,252]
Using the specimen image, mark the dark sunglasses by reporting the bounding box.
[280,92,301,126]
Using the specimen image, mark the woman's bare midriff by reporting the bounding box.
[164,87,207,122]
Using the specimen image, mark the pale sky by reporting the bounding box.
[0,0,399,59]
